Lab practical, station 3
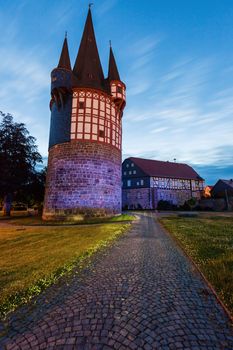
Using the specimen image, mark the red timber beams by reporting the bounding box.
[70,88,122,150]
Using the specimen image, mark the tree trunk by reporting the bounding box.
[3,193,13,216]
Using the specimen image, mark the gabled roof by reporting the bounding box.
[125,157,204,180]
[108,46,120,81]
[212,179,233,190]
[57,37,71,70]
[73,8,105,91]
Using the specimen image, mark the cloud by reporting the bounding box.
[96,0,118,16]
[123,55,233,171]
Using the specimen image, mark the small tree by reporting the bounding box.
[0,112,42,216]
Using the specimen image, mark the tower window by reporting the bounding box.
[99,130,105,138]
[117,86,122,93]
[78,102,85,109]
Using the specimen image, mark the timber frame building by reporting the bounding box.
[122,157,204,210]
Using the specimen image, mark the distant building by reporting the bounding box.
[122,157,204,209]
[211,179,233,198]
[203,185,213,198]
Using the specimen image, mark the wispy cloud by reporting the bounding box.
[123,55,233,173]
[96,0,118,16]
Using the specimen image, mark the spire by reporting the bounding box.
[108,45,120,81]
[73,8,105,90]
[58,36,71,70]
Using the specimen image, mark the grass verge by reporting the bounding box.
[0,213,135,226]
[0,222,130,318]
[159,215,233,315]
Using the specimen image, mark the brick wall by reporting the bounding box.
[43,141,121,220]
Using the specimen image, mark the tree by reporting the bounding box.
[0,112,42,215]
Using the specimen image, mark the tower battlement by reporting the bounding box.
[43,8,126,221]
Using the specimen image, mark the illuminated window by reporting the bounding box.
[133,170,136,174]
[129,171,132,175]
[141,179,144,186]
[131,163,134,167]
[127,180,131,187]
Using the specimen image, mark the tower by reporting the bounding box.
[43,8,126,220]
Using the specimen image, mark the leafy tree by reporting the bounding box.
[0,112,42,215]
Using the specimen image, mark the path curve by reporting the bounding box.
[1,212,232,349]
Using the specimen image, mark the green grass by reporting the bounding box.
[0,222,130,317]
[0,213,135,226]
[159,216,233,315]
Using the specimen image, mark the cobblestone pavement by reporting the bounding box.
[0,212,233,349]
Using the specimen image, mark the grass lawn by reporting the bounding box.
[159,215,233,315]
[0,212,135,225]
[0,222,131,317]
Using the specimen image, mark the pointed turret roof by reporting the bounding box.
[73,8,105,90]
[108,46,120,81]
[58,37,71,70]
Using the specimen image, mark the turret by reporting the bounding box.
[50,36,72,111]
[108,46,126,113]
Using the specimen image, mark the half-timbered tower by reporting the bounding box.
[122,157,204,209]
[43,8,126,220]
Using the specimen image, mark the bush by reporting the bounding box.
[157,200,173,210]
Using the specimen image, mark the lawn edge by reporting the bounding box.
[158,217,233,324]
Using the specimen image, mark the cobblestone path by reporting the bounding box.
[1,212,233,349]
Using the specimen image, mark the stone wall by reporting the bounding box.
[199,197,233,211]
[43,141,121,220]
[123,187,202,210]
[122,188,153,210]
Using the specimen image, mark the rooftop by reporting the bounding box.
[125,157,204,181]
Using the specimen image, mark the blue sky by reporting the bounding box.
[1,0,233,184]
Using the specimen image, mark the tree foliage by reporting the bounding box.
[0,112,43,212]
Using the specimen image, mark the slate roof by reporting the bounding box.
[127,157,204,180]
[220,179,233,188]
[57,37,71,70]
[73,9,105,91]
[108,47,121,81]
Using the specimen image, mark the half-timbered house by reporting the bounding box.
[122,157,204,209]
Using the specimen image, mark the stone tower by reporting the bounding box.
[43,8,126,220]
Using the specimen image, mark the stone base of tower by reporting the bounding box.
[42,141,122,221]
